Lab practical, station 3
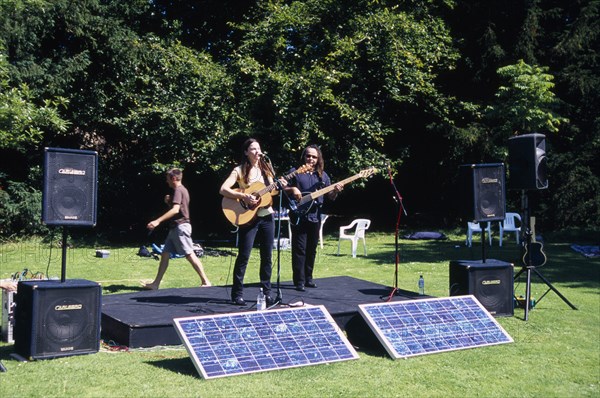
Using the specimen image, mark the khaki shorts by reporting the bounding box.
[163,223,194,256]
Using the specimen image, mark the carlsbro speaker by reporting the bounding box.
[508,133,548,190]
[459,163,506,222]
[42,147,98,226]
[449,260,514,317]
[14,279,101,360]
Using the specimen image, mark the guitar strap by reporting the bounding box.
[316,174,325,206]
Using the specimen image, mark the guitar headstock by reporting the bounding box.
[359,166,377,179]
[296,164,313,174]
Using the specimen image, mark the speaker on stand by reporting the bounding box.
[507,134,576,321]
[42,147,98,282]
[508,133,548,191]
[459,163,506,262]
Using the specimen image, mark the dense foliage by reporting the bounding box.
[0,0,597,240]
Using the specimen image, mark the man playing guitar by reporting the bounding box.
[285,145,344,291]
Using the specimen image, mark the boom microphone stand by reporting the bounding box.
[384,164,408,301]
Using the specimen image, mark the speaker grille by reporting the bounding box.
[459,163,506,222]
[474,272,507,310]
[508,133,548,190]
[38,293,94,353]
[14,279,101,360]
[43,148,98,226]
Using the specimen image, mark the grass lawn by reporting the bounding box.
[0,230,598,397]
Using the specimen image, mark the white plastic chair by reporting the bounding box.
[499,212,521,246]
[466,221,492,247]
[319,214,330,249]
[337,219,371,258]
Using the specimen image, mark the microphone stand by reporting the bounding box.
[262,156,284,307]
[384,166,408,301]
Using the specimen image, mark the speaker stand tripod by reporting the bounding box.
[515,192,577,321]
[514,265,578,321]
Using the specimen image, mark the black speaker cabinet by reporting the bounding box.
[508,133,548,190]
[449,259,514,317]
[459,163,506,222]
[42,147,98,227]
[14,279,101,360]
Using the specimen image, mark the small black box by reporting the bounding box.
[449,259,514,317]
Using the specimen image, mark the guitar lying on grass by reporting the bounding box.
[288,166,377,224]
[222,164,311,226]
[522,216,547,267]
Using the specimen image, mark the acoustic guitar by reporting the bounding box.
[288,167,377,224]
[522,216,547,267]
[222,164,311,226]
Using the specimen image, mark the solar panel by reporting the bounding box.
[173,305,359,379]
[359,295,513,359]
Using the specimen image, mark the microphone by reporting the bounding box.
[259,153,270,161]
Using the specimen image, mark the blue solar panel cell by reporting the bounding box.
[359,295,513,359]
[173,305,358,379]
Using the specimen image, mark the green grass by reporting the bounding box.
[0,232,598,398]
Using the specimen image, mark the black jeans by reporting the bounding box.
[291,219,320,286]
[231,214,274,300]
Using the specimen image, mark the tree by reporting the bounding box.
[487,60,568,136]
[0,1,240,237]
[228,0,459,173]
[0,43,69,152]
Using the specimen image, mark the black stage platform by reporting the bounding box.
[101,276,420,348]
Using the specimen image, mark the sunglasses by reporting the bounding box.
[305,154,318,159]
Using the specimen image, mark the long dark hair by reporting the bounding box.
[240,138,274,184]
[302,145,324,177]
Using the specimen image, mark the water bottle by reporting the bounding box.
[418,275,425,296]
[257,288,266,311]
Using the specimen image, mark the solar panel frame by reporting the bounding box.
[359,295,513,359]
[173,305,359,379]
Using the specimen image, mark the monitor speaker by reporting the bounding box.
[459,163,506,222]
[42,147,98,227]
[449,260,514,317]
[508,133,548,190]
[13,279,102,360]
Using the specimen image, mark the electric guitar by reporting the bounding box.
[288,167,377,224]
[522,216,547,267]
[222,164,311,226]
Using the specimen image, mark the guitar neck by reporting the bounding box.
[298,173,363,206]
[256,168,303,197]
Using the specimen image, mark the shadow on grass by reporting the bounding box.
[335,238,599,290]
[146,356,198,377]
[0,345,15,358]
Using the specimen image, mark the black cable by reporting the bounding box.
[45,229,55,279]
